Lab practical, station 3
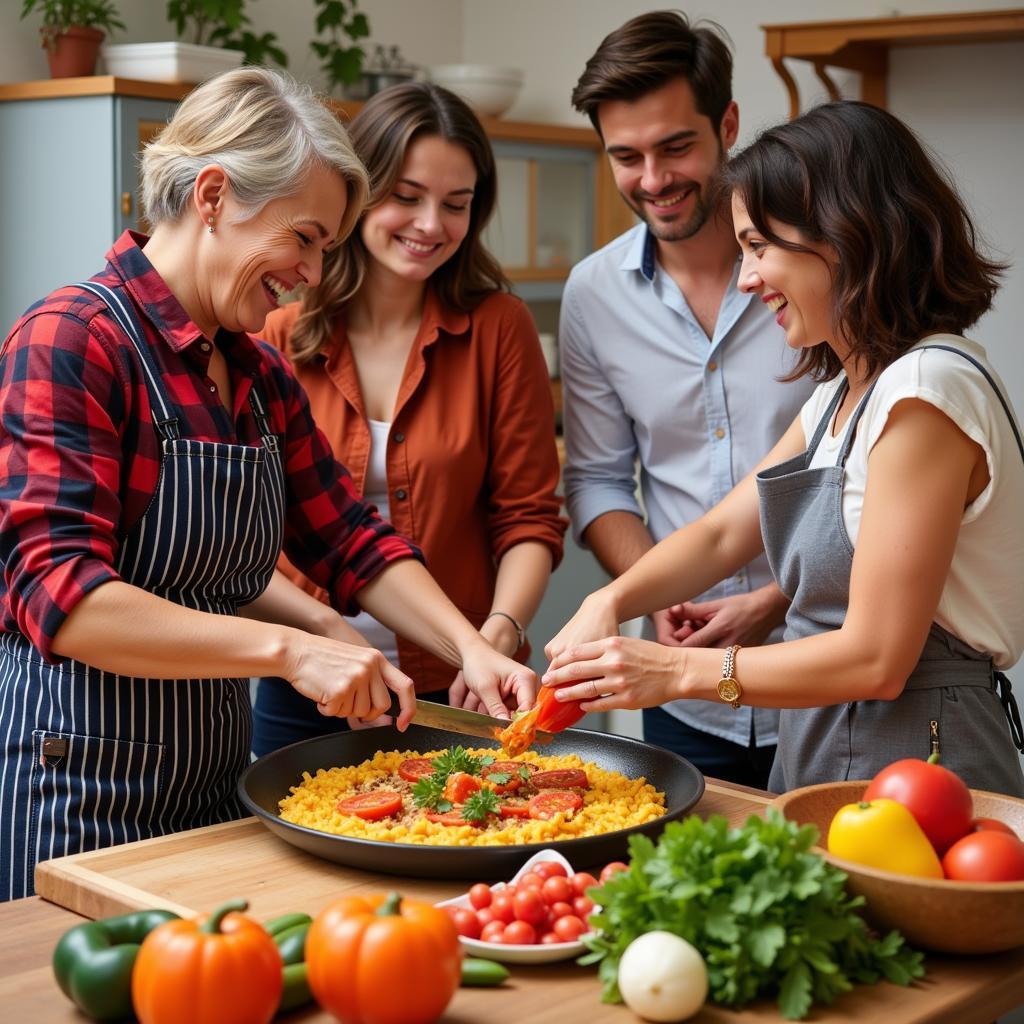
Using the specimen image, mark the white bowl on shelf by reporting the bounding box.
[427,64,523,117]
[101,42,244,84]
[436,848,596,964]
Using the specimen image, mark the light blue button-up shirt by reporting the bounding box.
[559,224,815,746]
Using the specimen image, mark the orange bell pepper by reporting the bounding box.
[131,899,283,1024]
[306,891,462,1024]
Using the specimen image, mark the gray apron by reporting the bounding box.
[757,344,1024,795]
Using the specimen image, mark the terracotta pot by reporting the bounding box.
[44,26,105,79]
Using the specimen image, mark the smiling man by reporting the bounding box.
[557,11,814,786]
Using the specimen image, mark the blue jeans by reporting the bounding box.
[642,706,776,789]
[251,677,450,758]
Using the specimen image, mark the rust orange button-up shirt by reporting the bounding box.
[260,289,567,693]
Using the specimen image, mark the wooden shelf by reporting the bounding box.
[0,76,192,102]
[763,8,1024,117]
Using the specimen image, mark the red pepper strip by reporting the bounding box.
[496,684,586,756]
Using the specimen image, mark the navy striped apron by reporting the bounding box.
[0,282,285,900]
[757,344,1024,796]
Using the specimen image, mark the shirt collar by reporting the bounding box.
[105,230,263,373]
[619,224,658,283]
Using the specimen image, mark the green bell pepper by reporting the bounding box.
[52,908,180,1021]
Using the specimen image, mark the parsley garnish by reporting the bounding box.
[484,771,512,785]
[411,775,452,812]
[432,746,486,777]
[580,811,925,1020]
[461,788,500,822]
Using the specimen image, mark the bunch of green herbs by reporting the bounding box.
[580,810,925,1020]
[410,746,495,813]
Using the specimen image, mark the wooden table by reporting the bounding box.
[3,780,1023,1023]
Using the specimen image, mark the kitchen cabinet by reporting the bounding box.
[0,77,180,332]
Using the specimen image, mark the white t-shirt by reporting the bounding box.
[346,419,399,665]
[802,335,1024,668]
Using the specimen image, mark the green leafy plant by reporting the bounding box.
[167,0,287,67]
[20,0,125,48]
[310,0,370,92]
[581,811,926,1021]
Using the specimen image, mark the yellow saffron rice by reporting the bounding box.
[278,747,666,846]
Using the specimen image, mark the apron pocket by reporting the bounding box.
[29,729,166,862]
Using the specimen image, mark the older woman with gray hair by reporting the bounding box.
[0,67,538,901]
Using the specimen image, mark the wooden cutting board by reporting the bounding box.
[34,781,773,921]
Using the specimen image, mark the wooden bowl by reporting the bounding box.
[771,780,1024,954]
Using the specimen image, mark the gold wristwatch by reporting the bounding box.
[717,644,743,709]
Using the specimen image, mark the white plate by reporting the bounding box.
[436,848,597,964]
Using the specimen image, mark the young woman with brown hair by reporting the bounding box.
[252,82,566,755]
[543,101,1024,795]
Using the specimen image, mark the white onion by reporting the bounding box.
[617,930,708,1022]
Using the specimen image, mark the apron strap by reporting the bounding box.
[77,281,181,440]
[995,671,1024,754]
[804,381,848,462]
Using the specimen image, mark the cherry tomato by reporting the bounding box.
[863,757,973,855]
[548,900,574,920]
[570,871,599,896]
[451,908,481,939]
[533,860,569,880]
[540,931,562,944]
[573,895,594,918]
[541,875,573,905]
[553,914,588,941]
[531,769,590,790]
[503,920,537,945]
[942,831,1024,882]
[517,871,546,891]
[513,888,547,926]
[335,790,403,821]
[600,861,629,882]
[443,771,482,804]
[397,758,435,782]
[528,791,584,821]
[468,883,493,910]
[480,920,507,943]
[475,907,499,928]
[971,817,1018,837]
[490,892,516,923]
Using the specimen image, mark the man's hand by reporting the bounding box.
[652,607,687,647]
[665,584,789,649]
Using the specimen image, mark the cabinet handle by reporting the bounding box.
[121,192,133,217]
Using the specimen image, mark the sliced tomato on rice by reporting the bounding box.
[498,800,531,819]
[530,769,590,790]
[425,808,481,827]
[336,790,404,821]
[397,758,436,782]
[528,791,584,821]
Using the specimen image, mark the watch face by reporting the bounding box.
[718,678,741,703]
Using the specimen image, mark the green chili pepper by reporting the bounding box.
[263,911,312,937]
[460,957,510,987]
[273,921,310,966]
[52,908,180,1021]
[278,961,314,1014]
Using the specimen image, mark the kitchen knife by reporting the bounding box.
[390,696,553,745]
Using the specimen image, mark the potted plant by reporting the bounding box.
[20,0,125,79]
[166,0,288,67]
[310,0,371,94]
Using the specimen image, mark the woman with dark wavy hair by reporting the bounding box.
[544,101,1024,795]
[252,82,565,755]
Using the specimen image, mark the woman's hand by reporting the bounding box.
[459,644,538,719]
[541,635,687,713]
[449,611,527,713]
[544,589,620,663]
[281,630,416,731]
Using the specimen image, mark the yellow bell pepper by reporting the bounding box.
[827,799,944,879]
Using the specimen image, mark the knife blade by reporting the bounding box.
[395,697,553,745]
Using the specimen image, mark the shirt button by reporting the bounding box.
[209,384,217,393]
[395,488,408,501]
[393,431,405,443]
[714,427,726,440]
[201,342,211,353]
[708,360,718,372]
[735,574,745,584]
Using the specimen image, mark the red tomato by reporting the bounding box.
[528,791,584,821]
[552,915,588,941]
[600,861,629,882]
[490,893,516,923]
[450,908,481,939]
[863,758,973,855]
[480,920,507,943]
[573,896,594,918]
[517,871,545,891]
[942,831,1024,882]
[541,876,573,905]
[425,809,478,827]
[475,907,499,928]
[513,889,547,926]
[397,758,435,782]
[532,860,569,880]
[531,769,590,790]
[468,883,493,910]
[483,761,531,794]
[503,920,537,945]
[971,817,1018,837]
[548,900,574,920]
[499,801,530,819]
[443,771,482,804]
[335,790,403,821]
[539,931,562,944]
[570,871,599,896]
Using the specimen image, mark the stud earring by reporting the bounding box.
[208,217,215,234]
